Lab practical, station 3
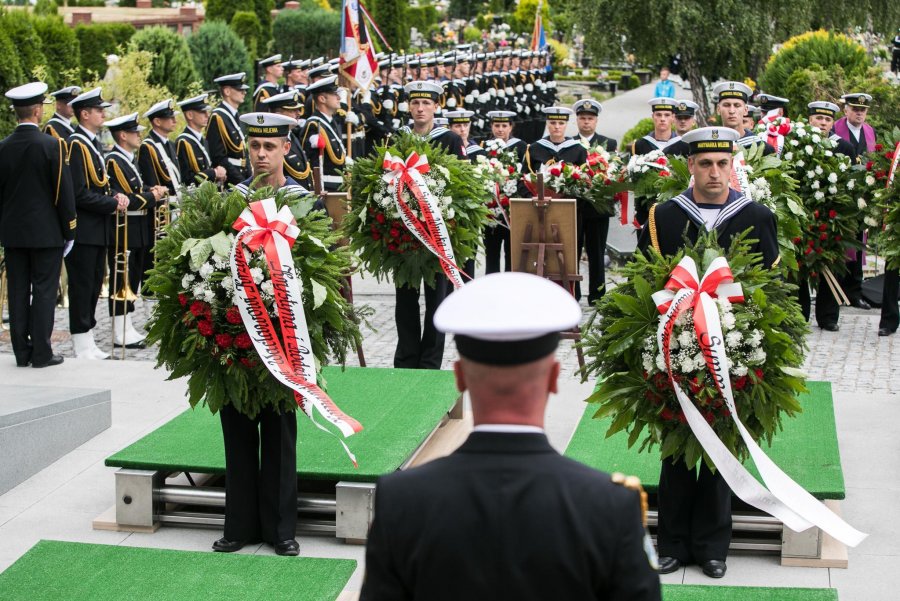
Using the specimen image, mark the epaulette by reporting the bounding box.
[610,472,648,527]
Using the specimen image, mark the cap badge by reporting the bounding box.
[679,103,686,111]
[256,115,265,124]
[712,129,720,139]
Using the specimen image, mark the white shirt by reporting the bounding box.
[472,424,545,434]
[697,206,723,231]
[113,144,134,162]
[847,123,862,141]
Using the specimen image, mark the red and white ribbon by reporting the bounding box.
[382,151,467,288]
[887,141,900,187]
[729,151,752,197]
[230,198,362,466]
[653,255,866,547]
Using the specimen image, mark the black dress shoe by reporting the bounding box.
[32,355,64,368]
[16,359,31,367]
[114,340,147,350]
[819,322,839,332]
[878,327,895,337]
[273,539,300,556]
[212,537,249,553]
[701,559,727,578]
[657,556,681,574]
[850,299,872,310]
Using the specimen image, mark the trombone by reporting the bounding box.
[110,208,137,359]
[154,191,171,246]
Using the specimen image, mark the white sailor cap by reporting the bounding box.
[746,104,761,117]
[6,81,50,106]
[542,106,573,121]
[841,93,872,108]
[306,75,339,96]
[68,87,111,110]
[280,58,305,71]
[144,98,178,121]
[214,72,249,90]
[445,110,474,124]
[757,93,789,110]
[674,99,699,116]
[307,64,332,80]
[262,90,303,110]
[310,57,325,67]
[49,85,81,102]
[487,110,517,122]
[240,112,298,137]
[178,93,211,113]
[404,80,443,101]
[572,99,602,115]
[434,272,581,365]
[712,81,752,103]
[104,112,144,133]
[648,97,677,112]
[258,54,283,69]
[681,126,740,155]
[808,101,840,118]
[433,117,448,126]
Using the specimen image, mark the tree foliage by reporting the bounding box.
[272,8,342,59]
[189,20,253,91]
[0,25,24,136]
[253,0,275,47]
[85,50,174,124]
[128,26,199,98]
[205,0,245,24]
[759,31,868,98]
[33,15,80,90]
[371,0,408,50]
[75,22,135,79]
[0,10,47,82]
[230,10,262,59]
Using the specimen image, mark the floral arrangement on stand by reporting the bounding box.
[778,120,863,287]
[473,138,521,228]
[578,233,808,467]
[144,181,364,420]
[523,160,593,199]
[345,132,490,289]
[584,145,627,215]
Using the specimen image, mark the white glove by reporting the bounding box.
[446,97,457,108]
[392,118,401,129]
[515,85,524,93]
[477,119,485,129]
[383,98,394,110]
[337,88,349,104]
[525,83,534,92]
[497,89,506,98]
[478,92,491,103]
[63,240,74,257]
[505,87,514,95]
[360,90,372,105]
[465,94,475,104]
[398,101,409,112]
[346,111,360,125]
[524,106,531,115]
[488,88,497,97]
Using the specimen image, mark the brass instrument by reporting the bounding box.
[111,209,137,359]
[154,192,171,246]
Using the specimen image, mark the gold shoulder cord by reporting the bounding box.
[107,158,134,195]
[54,138,64,205]
[648,203,660,253]
[142,142,172,184]
[67,140,108,188]
[210,113,244,154]
[283,157,311,180]
[322,129,346,165]
[177,138,202,175]
[611,472,649,527]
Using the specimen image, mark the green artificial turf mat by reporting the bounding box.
[565,380,845,499]
[0,540,356,601]
[106,366,459,481]
[663,584,838,600]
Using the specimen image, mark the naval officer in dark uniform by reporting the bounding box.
[42,85,80,143]
[301,75,348,192]
[638,127,778,579]
[262,90,313,189]
[176,93,227,186]
[0,82,76,368]
[207,73,252,186]
[214,112,308,559]
[361,272,661,601]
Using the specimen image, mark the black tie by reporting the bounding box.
[94,137,104,155]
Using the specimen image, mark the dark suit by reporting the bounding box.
[578,133,618,303]
[42,114,74,144]
[65,126,119,335]
[637,188,778,564]
[176,128,218,185]
[361,432,661,601]
[834,123,875,305]
[0,124,76,365]
[302,111,348,192]
[206,104,251,186]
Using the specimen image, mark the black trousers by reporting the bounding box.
[219,403,298,543]
[394,276,448,369]
[65,243,107,335]
[106,245,147,316]
[484,226,511,274]
[4,246,63,366]
[892,49,900,73]
[881,268,899,332]
[797,273,839,326]
[839,232,865,303]
[657,458,732,563]
[576,204,611,304]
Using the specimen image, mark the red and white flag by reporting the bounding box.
[340,0,378,91]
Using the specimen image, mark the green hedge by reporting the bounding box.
[75,22,135,79]
[0,25,24,136]
[33,15,80,90]
[189,20,253,91]
[128,26,199,98]
[231,11,262,58]
[272,8,342,59]
[622,117,656,148]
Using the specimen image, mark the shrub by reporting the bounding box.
[0,26,24,137]
[406,5,439,33]
[372,0,408,50]
[622,117,656,148]
[128,26,199,98]
[0,11,47,82]
[75,22,135,79]
[230,11,262,58]
[206,0,245,24]
[759,30,868,97]
[189,21,253,91]
[33,0,58,16]
[33,16,80,90]
[84,50,175,126]
[272,8,342,59]
[253,0,275,45]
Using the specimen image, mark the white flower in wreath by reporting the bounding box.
[790,139,800,147]
[825,150,834,157]
[838,162,848,172]
[847,179,856,190]
[857,197,866,209]
[655,354,667,372]
[814,190,825,200]
[814,165,823,175]
[733,364,749,377]
[811,180,820,189]
[260,280,275,298]
[191,283,205,298]
[796,160,805,168]
[198,262,214,279]
[806,170,816,179]
[865,216,879,227]
[642,353,654,373]
[747,330,763,347]
[181,273,195,289]
[677,329,693,348]
[435,165,451,180]
[866,175,876,186]
[805,145,814,155]
[811,133,821,144]
[783,152,793,161]
[828,185,838,195]
[749,348,767,364]
[249,267,264,285]
[721,312,736,331]
[725,330,743,347]
[222,276,235,294]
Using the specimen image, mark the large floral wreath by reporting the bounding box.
[145,181,364,419]
[869,127,900,270]
[579,233,808,467]
[345,132,490,289]
[473,139,521,228]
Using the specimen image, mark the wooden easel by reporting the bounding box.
[514,174,585,368]
[313,166,366,367]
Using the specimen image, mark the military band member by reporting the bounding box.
[104,113,167,348]
[573,99,616,304]
[262,90,313,189]
[673,100,699,138]
[176,93,227,186]
[65,87,130,360]
[1,82,76,368]
[742,104,761,132]
[638,128,778,580]
[712,81,775,155]
[43,85,81,142]
[214,112,305,559]
[207,72,252,186]
[139,99,182,198]
[301,75,347,192]
[834,92,876,311]
[253,54,283,111]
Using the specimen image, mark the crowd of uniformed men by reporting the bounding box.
[0,45,894,372]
